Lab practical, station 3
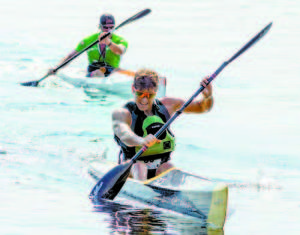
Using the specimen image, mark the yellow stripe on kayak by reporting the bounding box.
[207,183,228,230]
[142,167,177,185]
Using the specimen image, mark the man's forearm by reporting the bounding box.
[202,96,214,112]
[113,122,143,147]
[59,51,77,65]
[108,42,125,55]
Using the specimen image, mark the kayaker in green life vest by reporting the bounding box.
[113,68,214,180]
[48,13,128,78]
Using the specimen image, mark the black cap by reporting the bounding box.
[100,14,115,26]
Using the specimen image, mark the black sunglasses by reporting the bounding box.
[101,25,114,30]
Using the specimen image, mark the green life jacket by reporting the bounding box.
[114,99,176,161]
[135,115,175,157]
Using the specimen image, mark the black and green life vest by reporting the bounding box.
[114,99,176,161]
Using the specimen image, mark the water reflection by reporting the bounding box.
[83,87,131,102]
[83,91,126,107]
[92,199,224,235]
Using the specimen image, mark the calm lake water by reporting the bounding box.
[1,0,299,234]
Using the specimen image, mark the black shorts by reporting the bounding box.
[119,152,171,179]
[87,62,115,77]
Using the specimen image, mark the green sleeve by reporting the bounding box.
[75,33,99,52]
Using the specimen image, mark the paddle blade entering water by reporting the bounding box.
[89,162,132,200]
[20,80,39,87]
[20,73,51,87]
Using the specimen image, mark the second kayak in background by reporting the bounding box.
[40,68,167,99]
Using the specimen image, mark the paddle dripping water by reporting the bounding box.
[90,22,273,201]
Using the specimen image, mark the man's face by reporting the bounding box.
[133,86,157,111]
[100,23,114,33]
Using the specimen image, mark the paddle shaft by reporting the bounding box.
[115,68,136,77]
[132,22,273,163]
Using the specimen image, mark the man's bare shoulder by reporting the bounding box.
[159,97,184,114]
[112,107,131,124]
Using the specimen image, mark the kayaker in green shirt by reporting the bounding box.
[49,13,128,77]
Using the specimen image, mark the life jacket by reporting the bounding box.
[114,99,175,161]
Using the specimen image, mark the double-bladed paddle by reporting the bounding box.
[20,8,151,87]
[90,22,273,201]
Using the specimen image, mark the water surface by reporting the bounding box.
[1,0,299,234]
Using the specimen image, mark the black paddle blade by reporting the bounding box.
[228,22,272,63]
[116,9,151,30]
[89,162,132,201]
[20,80,39,87]
[132,8,151,20]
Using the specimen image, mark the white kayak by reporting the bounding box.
[88,161,228,229]
[56,68,167,99]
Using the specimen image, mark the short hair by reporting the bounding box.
[133,69,159,90]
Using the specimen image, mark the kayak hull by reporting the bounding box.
[89,162,228,229]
